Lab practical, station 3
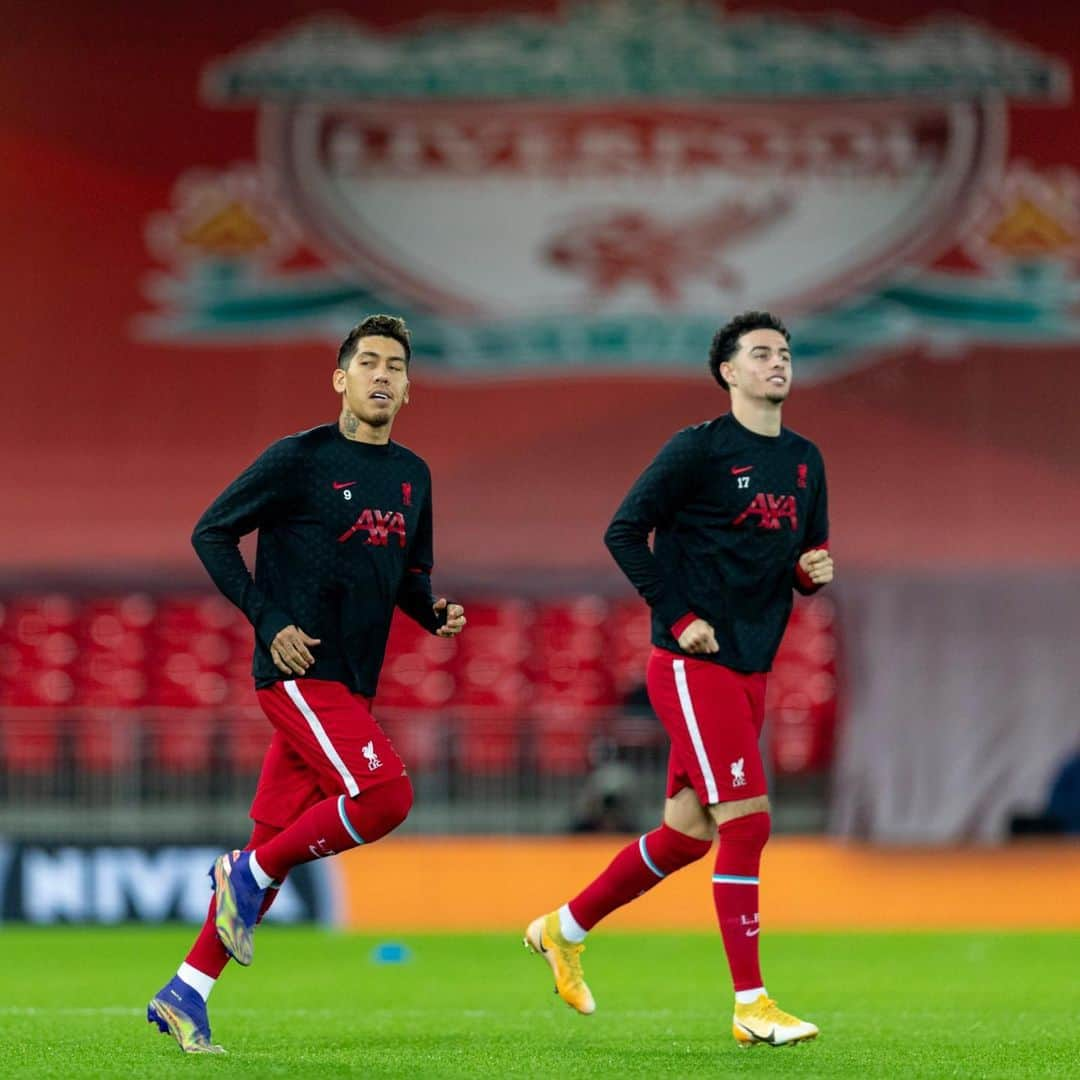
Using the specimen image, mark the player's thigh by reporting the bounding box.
[646,648,768,807]
[663,785,714,840]
[708,793,770,827]
[257,678,404,798]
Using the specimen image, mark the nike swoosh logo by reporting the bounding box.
[738,1021,777,1044]
[731,466,754,475]
[745,928,760,937]
[332,481,357,489]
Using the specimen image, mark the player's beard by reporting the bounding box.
[765,391,787,405]
[356,399,399,428]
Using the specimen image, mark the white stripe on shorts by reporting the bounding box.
[672,658,719,805]
[283,680,360,797]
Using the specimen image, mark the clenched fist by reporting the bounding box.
[798,548,834,586]
[677,618,719,655]
[434,598,467,638]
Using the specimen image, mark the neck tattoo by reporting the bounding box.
[339,408,361,440]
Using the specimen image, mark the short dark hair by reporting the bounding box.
[337,314,412,370]
[708,310,790,390]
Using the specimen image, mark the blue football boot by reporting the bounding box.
[147,975,225,1054]
[211,848,267,966]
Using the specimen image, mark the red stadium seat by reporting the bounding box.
[456,707,521,774]
[529,598,616,709]
[3,594,79,644]
[222,705,270,773]
[608,599,652,697]
[377,708,445,772]
[0,595,79,711]
[149,652,230,708]
[0,586,843,788]
[767,596,839,774]
[73,709,138,773]
[378,612,457,709]
[146,708,216,774]
[530,597,608,667]
[456,654,528,709]
[155,594,242,639]
[454,599,530,717]
[80,594,155,643]
[0,707,63,772]
[531,702,599,775]
[77,650,147,708]
[223,662,259,707]
[4,667,76,708]
[455,600,532,660]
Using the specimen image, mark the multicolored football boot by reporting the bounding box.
[147,975,224,1054]
[211,849,267,967]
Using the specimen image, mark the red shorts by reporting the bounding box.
[646,647,768,806]
[249,679,404,829]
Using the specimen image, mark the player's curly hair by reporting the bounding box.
[708,311,790,390]
[337,314,412,369]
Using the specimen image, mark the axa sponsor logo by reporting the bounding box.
[732,493,798,531]
[338,508,407,547]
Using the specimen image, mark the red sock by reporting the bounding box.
[185,820,283,978]
[254,775,413,882]
[712,812,770,992]
[568,824,712,931]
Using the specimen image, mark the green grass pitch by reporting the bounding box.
[1,927,1076,1078]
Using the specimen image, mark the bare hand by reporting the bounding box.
[677,618,719,655]
[434,598,466,638]
[798,548,834,586]
[270,625,321,675]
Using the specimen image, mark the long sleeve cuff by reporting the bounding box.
[255,607,294,649]
[670,612,699,638]
[794,541,830,595]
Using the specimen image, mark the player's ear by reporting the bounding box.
[720,360,735,387]
[332,366,347,394]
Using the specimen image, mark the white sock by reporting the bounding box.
[735,986,767,1005]
[177,962,216,1002]
[247,851,274,890]
[558,903,587,943]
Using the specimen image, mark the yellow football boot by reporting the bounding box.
[732,994,819,1047]
[524,911,596,1015]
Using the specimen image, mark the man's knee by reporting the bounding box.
[715,808,771,853]
[343,774,414,843]
[645,823,713,874]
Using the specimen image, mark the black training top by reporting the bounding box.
[192,423,444,696]
[604,413,829,673]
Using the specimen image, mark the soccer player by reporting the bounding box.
[148,314,466,1054]
[526,311,831,1048]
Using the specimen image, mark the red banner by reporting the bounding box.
[5,0,1080,579]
